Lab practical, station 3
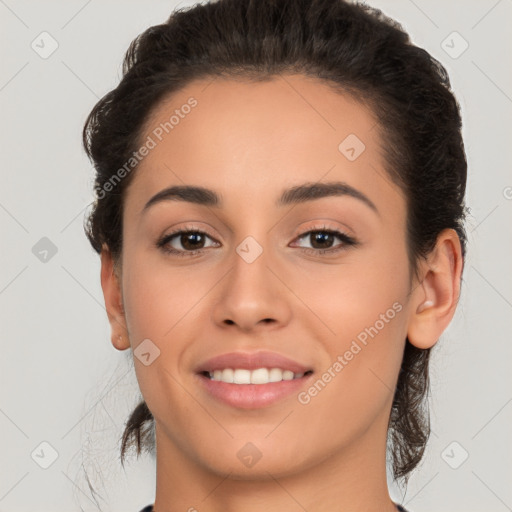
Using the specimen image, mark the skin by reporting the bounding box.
[100,74,463,512]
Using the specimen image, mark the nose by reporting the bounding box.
[211,242,292,333]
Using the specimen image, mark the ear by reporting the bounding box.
[407,228,463,350]
[100,245,131,351]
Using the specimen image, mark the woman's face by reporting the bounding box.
[112,74,419,478]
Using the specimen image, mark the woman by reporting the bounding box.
[82,0,467,510]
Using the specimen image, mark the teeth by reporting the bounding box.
[251,368,269,384]
[234,369,251,384]
[208,368,306,384]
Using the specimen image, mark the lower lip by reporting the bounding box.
[197,373,313,409]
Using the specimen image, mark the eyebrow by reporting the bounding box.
[142,181,379,215]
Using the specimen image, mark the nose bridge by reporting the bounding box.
[211,233,292,330]
[229,233,276,306]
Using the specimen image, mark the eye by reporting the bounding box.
[157,229,220,256]
[292,229,358,254]
[156,226,358,258]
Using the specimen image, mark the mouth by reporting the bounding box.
[199,368,314,384]
[195,351,315,409]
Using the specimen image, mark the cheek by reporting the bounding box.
[290,275,407,454]
[288,247,409,345]
[300,272,406,392]
[119,253,214,425]
[120,250,215,342]
[287,241,409,408]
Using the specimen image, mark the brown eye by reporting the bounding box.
[292,229,358,254]
[157,230,220,255]
[180,232,206,250]
[309,231,336,249]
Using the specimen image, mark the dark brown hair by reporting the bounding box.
[83,0,468,485]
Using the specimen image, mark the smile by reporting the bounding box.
[204,367,313,384]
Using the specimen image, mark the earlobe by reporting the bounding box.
[100,245,131,351]
[407,229,463,350]
[114,333,129,351]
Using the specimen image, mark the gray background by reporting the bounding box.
[1,0,511,511]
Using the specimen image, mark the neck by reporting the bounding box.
[152,409,398,512]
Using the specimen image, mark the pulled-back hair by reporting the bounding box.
[83,0,468,485]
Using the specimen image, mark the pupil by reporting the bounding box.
[182,232,204,250]
[312,232,333,249]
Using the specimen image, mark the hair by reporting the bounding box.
[82,0,468,486]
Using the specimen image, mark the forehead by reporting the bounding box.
[141,73,379,159]
[126,74,403,216]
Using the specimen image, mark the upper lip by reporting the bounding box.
[195,351,312,374]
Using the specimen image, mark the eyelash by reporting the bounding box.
[156,225,358,258]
